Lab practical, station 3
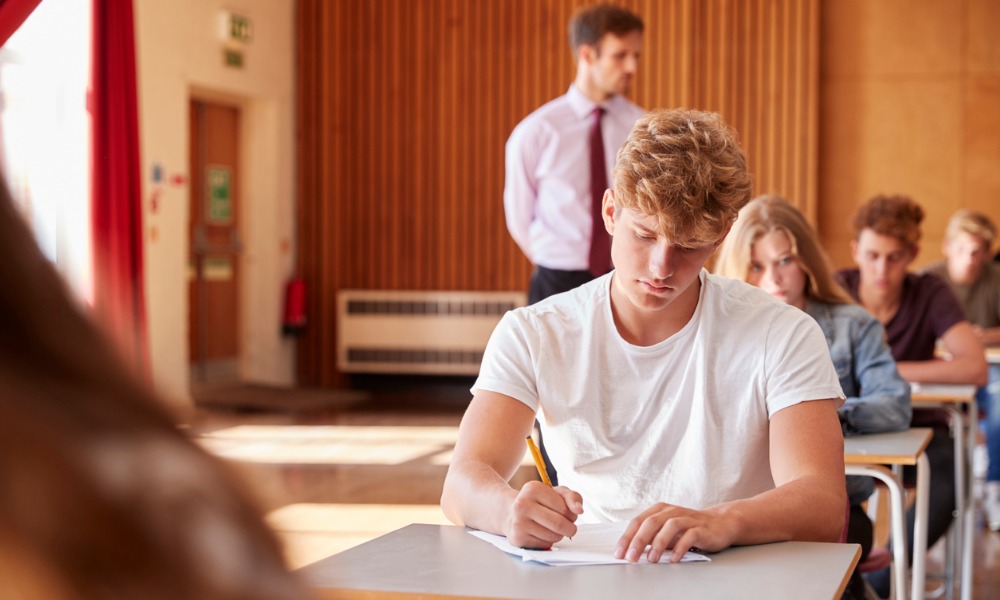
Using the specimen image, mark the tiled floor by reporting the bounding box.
[189,378,1000,598]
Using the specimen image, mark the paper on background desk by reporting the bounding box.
[468,521,711,566]
[908,382,976,397]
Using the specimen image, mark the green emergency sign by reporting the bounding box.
[206,166,232,223]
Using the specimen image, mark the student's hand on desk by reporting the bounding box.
[614,503,735,563]
[505,481,583,549]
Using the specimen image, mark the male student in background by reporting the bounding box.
[504,3,645,304]
[924,210,1000,531]
[837,196,987,597]
[443,109,847,563]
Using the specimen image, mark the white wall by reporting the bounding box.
[134,0,296,411]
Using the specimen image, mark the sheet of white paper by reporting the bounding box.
[908,382,976,397]
[468,522,711,566]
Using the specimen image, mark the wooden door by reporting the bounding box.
[188,99,241,382]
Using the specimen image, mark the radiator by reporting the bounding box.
[336,290,527,375]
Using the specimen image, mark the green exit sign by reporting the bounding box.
[229,14,252,43]
[219,11,252,44]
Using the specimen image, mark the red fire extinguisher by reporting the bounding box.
[282,278,307,335]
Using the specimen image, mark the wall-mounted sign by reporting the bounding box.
[206,165,232,224]
[223,48,244,69]
[219,11,253,44]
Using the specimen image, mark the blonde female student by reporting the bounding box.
[715,195,911,599]
[0,170,310,599]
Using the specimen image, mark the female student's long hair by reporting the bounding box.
[715,194,853,305]
[0,173,310,599]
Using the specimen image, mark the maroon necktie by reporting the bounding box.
[588,107,612,276]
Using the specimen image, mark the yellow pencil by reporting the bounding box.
[525,435,552,487]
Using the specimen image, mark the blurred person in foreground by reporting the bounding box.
[0,170,309,599]
[715,194,911,600]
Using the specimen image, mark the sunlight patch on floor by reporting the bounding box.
[197,425,460,465]
[267,503,451,568]
[197,424,535,467]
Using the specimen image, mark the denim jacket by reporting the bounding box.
[805,301,912,504]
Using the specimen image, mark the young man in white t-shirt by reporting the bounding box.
[441,109,847,564]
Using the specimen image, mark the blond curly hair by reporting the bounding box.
[613,109,753,244]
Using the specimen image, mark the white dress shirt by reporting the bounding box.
[503,85,645,271]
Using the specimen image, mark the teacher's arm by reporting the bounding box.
[440,390,583,549]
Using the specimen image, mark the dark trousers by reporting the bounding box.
[528,266,594,305]
[864,418,956,598]
[527,266,596,486]
[844,504,874,599]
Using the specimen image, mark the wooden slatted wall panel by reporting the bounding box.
[296,0,818,385]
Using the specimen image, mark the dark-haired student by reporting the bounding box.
[836,194,987,598]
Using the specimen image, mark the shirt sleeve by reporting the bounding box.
[839,314,912,434]
[764,309,846,417]
[503,121,545,261]
[924,273,968,338]
[471,311,540,412]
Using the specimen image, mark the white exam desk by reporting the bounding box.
[301,523,861,600]
[844,427,933,600]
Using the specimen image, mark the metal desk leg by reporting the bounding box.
[960,493,974,600]
[940,404,973,600]
[917,404,966,600]
[846,465,912,599]
[914,452,930,600]
[960,405,976,600]
[947,405,966,598]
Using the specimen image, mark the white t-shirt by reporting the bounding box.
[473,270,845,523]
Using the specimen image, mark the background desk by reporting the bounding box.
[844,427,932,600]
[302,523,860,600]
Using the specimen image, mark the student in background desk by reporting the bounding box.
[715,195,912,600]
[836,195,988,598]
[0,172,307,599]
[923,210,1000,531]
[442,109,847,567]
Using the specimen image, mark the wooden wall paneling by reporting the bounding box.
[295,0,319,383]
[384,0,399,291]
[296,0,821,386]
[363,0,378,291]
[804,0,820,222]
[748,0,762,181]
[414,0,431,291]
[329,0,350,382]
[788,0,804,215]
[767,0,781,198]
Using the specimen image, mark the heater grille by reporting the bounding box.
[336,290,527,375]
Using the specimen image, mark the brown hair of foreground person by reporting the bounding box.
[0,172,309,599]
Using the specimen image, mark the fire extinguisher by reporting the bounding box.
[282,278,307,335]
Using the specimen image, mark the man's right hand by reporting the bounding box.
[504,481,584,549]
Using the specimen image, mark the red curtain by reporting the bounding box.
[90,0,147,372]
[0,0,43,47]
